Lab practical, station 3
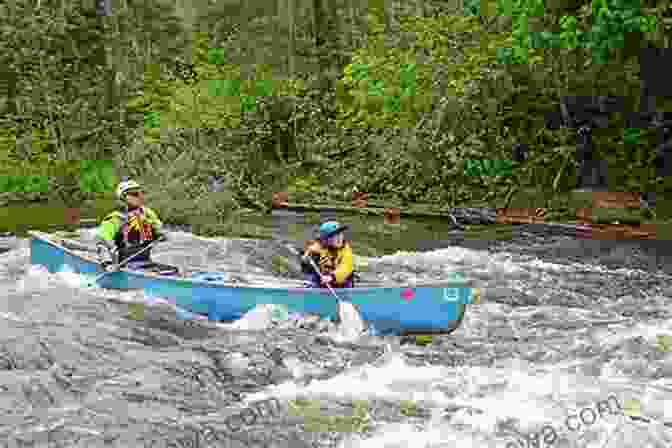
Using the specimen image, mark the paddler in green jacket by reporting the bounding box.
[95,180,167,267]
[301,221,354,288]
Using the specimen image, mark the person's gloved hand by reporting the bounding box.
[104,261,120,272]
[320,274,334,286]
[301,253,319,268]
[96,242,118,266]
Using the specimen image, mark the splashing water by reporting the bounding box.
[3,227,671,448]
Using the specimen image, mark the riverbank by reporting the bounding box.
[5,197,672,281]
[3,190,671,245]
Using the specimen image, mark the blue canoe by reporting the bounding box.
[29,231,478,335]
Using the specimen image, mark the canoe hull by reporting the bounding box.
[29,231,472,335]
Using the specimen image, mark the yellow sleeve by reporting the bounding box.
[333,244,353,285]
[144,207,163,234]
[96,212,122,242]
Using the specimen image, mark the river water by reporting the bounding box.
[1,210,671,448]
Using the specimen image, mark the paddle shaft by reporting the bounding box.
[93,240,160,284]
[286,245,342,302]
[305,255,342,301]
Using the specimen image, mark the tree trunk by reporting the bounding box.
[416,0,425,16]
[574,126,609,191]
[176,0,194,67]
[639,78,656,119]
[347,0,357,49]
[313,0,327,49]
[96,0,112,17]
[4,70,18,118]
[312,0,335,90]
[287,0,296,77]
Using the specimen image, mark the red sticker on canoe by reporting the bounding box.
[401,288,415,301]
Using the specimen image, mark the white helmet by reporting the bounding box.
[116,180,143,199]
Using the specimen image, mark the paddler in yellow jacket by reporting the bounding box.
[301,221,354,288]
[95,180,167,268]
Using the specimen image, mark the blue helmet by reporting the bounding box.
[319,221,348,241]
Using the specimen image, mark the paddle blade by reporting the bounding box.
[334,300,367,342]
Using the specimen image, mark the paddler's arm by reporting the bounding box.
[302,241,321,258]
[333,244,353,285]
[95,214,121,263]
[95,214,121,247]
[301,241,320,269]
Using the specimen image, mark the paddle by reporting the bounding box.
[284,245,366,335]
[283,245,341,298]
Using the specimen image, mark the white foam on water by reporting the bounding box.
[19,262,90,291]
[242,341,672,448]
[330,301,367,343]
[0,311,27,323]
[176,230,223,243]
[14,263,60,292]
[593,321,672,350]
[54,264,92,289]
[339,424,484,448]
[14,235,672,448]
[0,245,29,260]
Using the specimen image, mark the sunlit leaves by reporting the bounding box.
[340,54,426,127]
[463,159,513,177]
[496,0,516,17]
[78,160,115,194]
[623,128,641,146]
[144,111,161,129]
[349,63,369,82]
[338,12,498,128]
[502,0,657,66]
[399,63,416,97]
[463,0,480,17]
[207,47,226,65]
[209,79,240,97]
[384,95,401,114]
[560,15,578,49]
[240,95,256,114]
[255,79,273,98]
[368,79,385,97]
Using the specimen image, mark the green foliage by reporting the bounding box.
[623,128,641,146]
[78,160,116,194]
[464,159,513,177]
[337,14,442,129]
[463,0,481,16]
[144,111,161,129]
[209,79,241,97]
[0,174,49,195]
[134,30,307,133]
[2,0,668,223]
[207,47,226,66]
[338,12,507,129]
[499,0,658,65]
[288,175,322,194]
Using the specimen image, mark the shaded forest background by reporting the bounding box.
[1,0,671,234]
